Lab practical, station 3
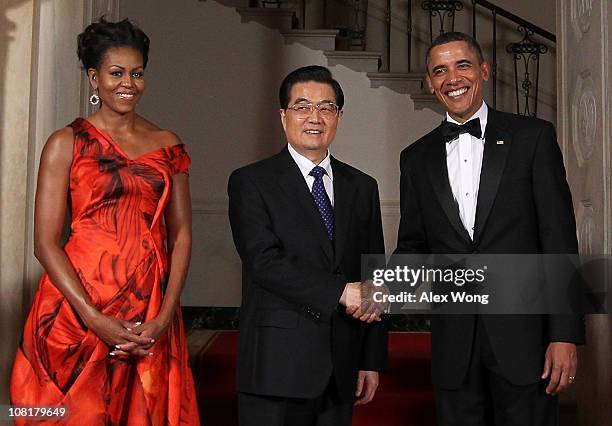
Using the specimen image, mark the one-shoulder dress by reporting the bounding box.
[10,118,200,425]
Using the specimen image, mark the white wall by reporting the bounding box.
[494,0,556,33]
[120,0,442,306]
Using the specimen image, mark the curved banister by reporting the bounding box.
[473,0,555,42]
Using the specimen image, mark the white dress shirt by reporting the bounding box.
[288,144,334,206]
[445,101,488,239]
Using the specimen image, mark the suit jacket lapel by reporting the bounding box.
[427,127,473,244]
[331,158,356,270]
[275,147,334,262]
[473,109,512,244]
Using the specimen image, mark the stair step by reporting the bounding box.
[366,72,426,94]
[236,7,296,31]
[410,93,445,114]
[410,93,437,102]
[324,50,382,73]
[281,29,339,51]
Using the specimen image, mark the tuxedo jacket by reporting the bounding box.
[396,108,585,389]
[228,147,387,400]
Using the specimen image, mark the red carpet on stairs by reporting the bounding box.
[193,331,436,426]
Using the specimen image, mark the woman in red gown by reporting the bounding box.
[10,18,200,425]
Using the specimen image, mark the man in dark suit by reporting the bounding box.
[228,65,387,426]
[396,32,585,425]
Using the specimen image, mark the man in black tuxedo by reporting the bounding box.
[228,65,387,426]
[396,32,585,425]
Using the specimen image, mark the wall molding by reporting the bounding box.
[191,198,402,216]
[192,199,227,215]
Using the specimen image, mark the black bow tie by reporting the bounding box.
[441,118,482,143]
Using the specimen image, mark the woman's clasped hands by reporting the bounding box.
[86,312,169,358]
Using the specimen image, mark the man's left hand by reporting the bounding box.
[541,342,577,395]
[354,370,379,405]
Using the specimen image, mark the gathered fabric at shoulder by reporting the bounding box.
[167,144,191,176]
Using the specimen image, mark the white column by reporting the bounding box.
[0,0,35,406]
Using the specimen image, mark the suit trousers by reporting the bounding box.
[435,318,559,426]
[238,376,353,426]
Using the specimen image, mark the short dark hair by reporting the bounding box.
[279,65,344,110]
[426,31,484,69]
[77,18,150,70]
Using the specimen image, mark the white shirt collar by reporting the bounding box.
[287,143,333,181]
[446,101,488,140]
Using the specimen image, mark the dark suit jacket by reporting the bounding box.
[228,147,388,400]
[396,107,585,389]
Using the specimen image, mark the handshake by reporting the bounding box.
[339,280,390,323]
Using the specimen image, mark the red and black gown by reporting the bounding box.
[10,118,200,425]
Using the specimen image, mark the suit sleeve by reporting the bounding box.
[361,181,388,371]
[395,149,429,254]
[531,122,585,345]
[228,169,346,322]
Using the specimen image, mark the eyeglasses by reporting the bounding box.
[286,101,340,119]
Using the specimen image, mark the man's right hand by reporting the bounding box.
[340,282,382,323]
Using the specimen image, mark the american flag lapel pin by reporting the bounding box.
[496,140,504,145]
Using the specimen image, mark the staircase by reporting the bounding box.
[207,0,556,120]
[230,4,437,108]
